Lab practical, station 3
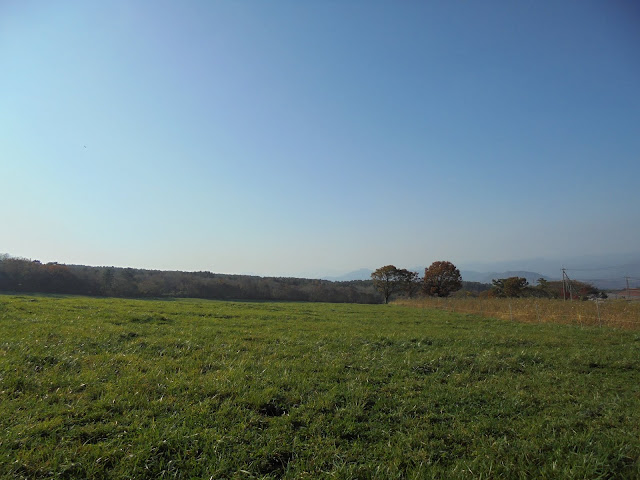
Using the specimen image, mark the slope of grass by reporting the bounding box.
[1,294,639,478]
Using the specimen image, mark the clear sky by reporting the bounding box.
[2,1,639,277]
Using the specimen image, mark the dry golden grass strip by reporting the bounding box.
[394,297,640,329]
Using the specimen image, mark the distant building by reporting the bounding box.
[609,288,640,300]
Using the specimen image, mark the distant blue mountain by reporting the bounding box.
[322,268,373,282]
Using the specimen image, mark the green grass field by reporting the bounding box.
[1,294,639,479]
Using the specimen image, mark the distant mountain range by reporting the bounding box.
[320,253,640,290]
[322,269,373,282]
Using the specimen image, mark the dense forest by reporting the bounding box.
[0,255,380,303]
[0,255,496,303]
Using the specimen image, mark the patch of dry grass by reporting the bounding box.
[395,297,640,329]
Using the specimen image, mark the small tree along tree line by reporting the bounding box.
[397,269,421,298]
[491,277,529,298]
[370,265,421,303]
[370,265,399,304]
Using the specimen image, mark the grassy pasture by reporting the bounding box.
[1,294,639,479]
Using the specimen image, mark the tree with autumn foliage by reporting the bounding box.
[422,261,462,297]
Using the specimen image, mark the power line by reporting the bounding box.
[564,263,640,272]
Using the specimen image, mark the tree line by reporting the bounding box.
[5,255,597,304]
[0,255,380,303]
[486,276,605,300]
[370,263,604,303]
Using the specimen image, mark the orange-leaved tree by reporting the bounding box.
[422,261,462,297]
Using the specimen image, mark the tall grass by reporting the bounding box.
[395,297,640,329]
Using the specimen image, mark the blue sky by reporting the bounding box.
[2,1,639,277]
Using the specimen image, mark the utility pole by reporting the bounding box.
[562,268,574,301]
[568,271,574,301]
[626,276,631,299]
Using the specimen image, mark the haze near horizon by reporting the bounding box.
[2,1,639,277]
